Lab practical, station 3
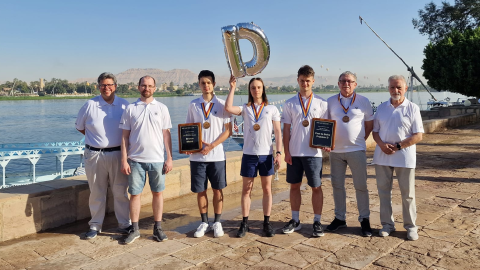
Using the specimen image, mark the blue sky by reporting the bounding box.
[0,0,447,85]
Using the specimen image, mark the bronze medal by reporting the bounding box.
[203,122,210,129]
[302,120,309,127]
[342,116,350,123]
[253,124,260,131]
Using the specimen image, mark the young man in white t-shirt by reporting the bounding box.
[185,70,232,238]
[119,76,173,244]
[281,65,329,237]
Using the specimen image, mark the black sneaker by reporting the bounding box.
[263,223,275,237]
[282,219,301,234]
[236,222,249,238]
[312,221,324,237]
[360,218,373,237]
[84,229,98,240]
[153,226,168,242]
[325,218,347,232]
[119,225,134,235]
[124,229,140,244]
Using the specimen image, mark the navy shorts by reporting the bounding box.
[286,156,323,187]
[240,154,274,178]
[190,161,227,193]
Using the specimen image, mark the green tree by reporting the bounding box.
[422,27,480,98]
[176,89,184,95]
[413,0,480,42]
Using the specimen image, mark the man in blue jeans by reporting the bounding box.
[120,75,173,244]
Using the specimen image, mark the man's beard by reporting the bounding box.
[142,91,152,98]
[391,94,401,101]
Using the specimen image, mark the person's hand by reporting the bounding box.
[201,141,214,156]
[274,154,282,170]
[121,160,131,175]
[163,158,173,174]
[321,147,332,152]
[284,152,292,165]
[233,125,239,132]
[380,142,396,155]
[229,75,236,90]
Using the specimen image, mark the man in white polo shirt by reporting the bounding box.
[120,75,173,244]
[373,75,424,241]
[281,65,329,237]
[325,71,374,237]
[75,72,131,240]
[186,70,232,238]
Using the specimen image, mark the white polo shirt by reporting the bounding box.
[185,95,231,162]
[75,95,129,148]
[281,93,329,157]
[240,103,281,155]
[327,93,374,153]
[373,98,424,168]
[119,98,172,163]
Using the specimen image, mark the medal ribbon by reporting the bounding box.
[251,103,265,123]
[298,93,313,119]
[201,102,214,121]
[338,92,356,114]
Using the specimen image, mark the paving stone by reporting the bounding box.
[210,226,259,249]
[33,234,93,260]
[352,235,404,253]
[79,233,150,260]
[174,229,216,246]
[422,228,468,244]
[433,255,480,270]
[129,240,190,261]
[27,252,93,270]
[420,196,462,209]
[461,196,480,210]
[290,244,331,263]
[374,249,437,270]
[437,191,474,200]
[80,252,145,270]
[305,261,352,270]
[256,227,309,249]
[451,182,480,194]
[398,235,455,259]
[135,255,194,270]
[444,233,480,260]
[0,259,15,270]
[325,243,381,269]
[0,245,47,269]
[415,204,452,226]
[172,240,231,265]
[303,233,355,253]
[270,248,313,268]
[195,255,248,269]
[223,241,284,266]
[250,258,296,269]
[424,206,480,232]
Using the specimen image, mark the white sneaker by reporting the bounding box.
[212,222,224,238]
[194,222,210,238]
[379,227,395,237]
[407,228,419,241]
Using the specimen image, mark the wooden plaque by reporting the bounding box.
[309,118,336,150]
[178,123,203,153]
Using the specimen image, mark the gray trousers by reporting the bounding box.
[85,149,131,231]
[375,165,417,231]
[330,151,370,222]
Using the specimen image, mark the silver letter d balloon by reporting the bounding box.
[221,22,270,78]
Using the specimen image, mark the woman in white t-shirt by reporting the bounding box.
[225,75,282,238]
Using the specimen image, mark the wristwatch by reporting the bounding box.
[276,151,282,155]
[396,142,402,150]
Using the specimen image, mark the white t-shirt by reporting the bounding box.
[373,98,424,168]
[327,93,374,153]
[75,95,129,148]
[239,103,281,155]
[281,93,329,157]
[119,98,172,163]
[185,95,231,162]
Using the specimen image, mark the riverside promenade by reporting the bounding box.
[1,121,480,269]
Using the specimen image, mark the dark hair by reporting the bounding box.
[97,72,117,85]
[198,70,215,83]
[247,77,268,106]
[297,65,315,78]
[138,75,156,86]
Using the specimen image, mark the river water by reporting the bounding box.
[0,91,468,177]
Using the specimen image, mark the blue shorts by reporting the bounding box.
[190,161,227,193]
[127,159,165,195]
[240,154,274,178]
[286,156,323,188]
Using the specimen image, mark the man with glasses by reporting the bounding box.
[75,72,131,240]
[120,76,173,244]
[325,71,374,237]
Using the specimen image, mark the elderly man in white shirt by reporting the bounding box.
[75,72,131,239]
[373,75,424,241]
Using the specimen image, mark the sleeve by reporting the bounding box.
[280,102,292,124]
[363,98,374,121]
[411,105,424,133]
[119,108,131,130]
[185,102,194,124]
[162,105,173,129]
[272,106,281,122]
[75,102,89,131]
[222,103,231,124]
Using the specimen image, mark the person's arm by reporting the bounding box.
[120,129,131,175]
[283,123,292,165]
[397,133,423,149]
[225,75,242,116]
[273,120,283,169]
[364,120,373,140]
[201,122,232,156]
[162,129,173,174]
[373,131,395,155]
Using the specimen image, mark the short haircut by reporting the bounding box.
[297,65,315,78]
[97,72,117,85]
[338,71,357,81]
[247,77,268,106]
[138,75,156,86]
[198,70,215,83]
[388,75,407,86]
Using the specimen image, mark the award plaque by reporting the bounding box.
[178,123,203,154]
[309,118,336,150]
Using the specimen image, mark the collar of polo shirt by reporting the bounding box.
[98,94,120,106]
[135,98,158,105]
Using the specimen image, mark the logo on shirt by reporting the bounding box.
[313,108,317,111]
[155,112,158,115]
[355,107,358,109]
[214,111,217,115]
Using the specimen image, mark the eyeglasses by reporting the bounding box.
[140,85,156,89]
[339,80,356,84]
[100,84,115,88]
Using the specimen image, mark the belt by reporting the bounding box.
[85,144,121,152]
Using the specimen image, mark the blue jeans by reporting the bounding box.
[127,159,165,195]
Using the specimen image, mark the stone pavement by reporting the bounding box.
[0,122,479,270]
